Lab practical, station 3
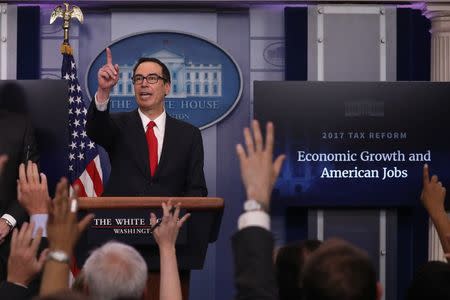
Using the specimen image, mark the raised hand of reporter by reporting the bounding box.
[47,179,94,256]
[0,219,11,244]
[421,164,446,216]
[0,154,7,175]
[7,222,48,287]
[150,200,189,300]
[150,200,190,251]
[420,164,450,262]
[17,161,49,215]
[236,120,285,211]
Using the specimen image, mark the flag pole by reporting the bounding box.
[49,2,101,278]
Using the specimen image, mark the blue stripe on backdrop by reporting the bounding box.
[284,7,308,81]
[17,6,41,79]
[214,12,251,300]
[281,6,308,244]
[396,8,431,300]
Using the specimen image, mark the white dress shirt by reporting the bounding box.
[237,203,270,231]
[30,214,48,237]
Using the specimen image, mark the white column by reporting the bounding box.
[423,4,450,81]
[421,4,450,261]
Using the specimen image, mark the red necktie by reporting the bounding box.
[146,121,158,177]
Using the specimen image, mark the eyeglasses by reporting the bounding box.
[132,73,167,85]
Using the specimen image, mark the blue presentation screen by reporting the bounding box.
[254,81,450,207]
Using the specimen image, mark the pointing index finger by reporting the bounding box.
[423,164,430,185]
[106,47,113,65]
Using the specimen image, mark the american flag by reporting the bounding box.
[62,51,103,197]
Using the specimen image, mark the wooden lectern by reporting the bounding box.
[77,197,224,300]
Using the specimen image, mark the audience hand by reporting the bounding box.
[0,154,7,175]
[445,235,450,260]
[420,164,446,216]
[47,178,94,256]
[17,161,50,215]
[236,120,285,210]
[7,222,48,286]
[0,154,10,243]
[150,201,190,251]
[0,219,11,244]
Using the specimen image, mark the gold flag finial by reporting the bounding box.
[50,2,84,54]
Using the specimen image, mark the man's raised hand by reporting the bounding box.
[97,47,120,102]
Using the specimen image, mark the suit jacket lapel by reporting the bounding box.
[127,110,151,178]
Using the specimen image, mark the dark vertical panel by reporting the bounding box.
[396,8,430,300]
[396,206,429,300]
[397,8,431,81]
[284,7,308,80]
[17,6,40,79]
[396,207,414,300]
[285,207,308,242]
[283,6,308,269]
[411,208,429,283]
[216,11,250,300]
[386,210,398,300]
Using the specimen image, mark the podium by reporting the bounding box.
[77,197,224,300]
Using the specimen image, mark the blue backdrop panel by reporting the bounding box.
[215,12,250,300]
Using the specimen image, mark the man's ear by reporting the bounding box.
[376,282,383,300]
[164,82,171,96]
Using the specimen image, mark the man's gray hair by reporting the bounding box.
[83,241,148,300]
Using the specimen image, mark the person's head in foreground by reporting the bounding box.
[82,241,148,300]
[302,238,382,300]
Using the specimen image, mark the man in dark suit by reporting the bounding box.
[87,48,207,197]
[0,110,39,281]
[232,120,285,300]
